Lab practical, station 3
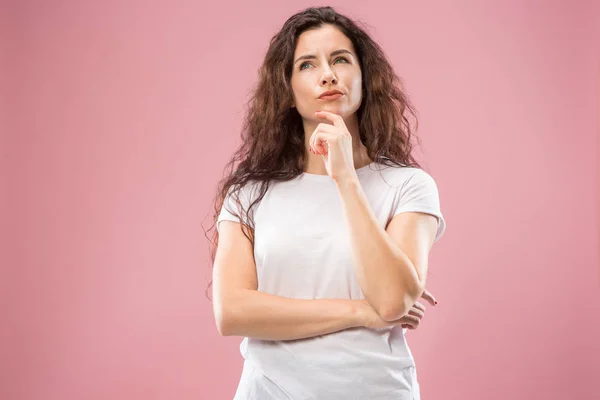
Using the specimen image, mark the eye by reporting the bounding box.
[298,57,350,71]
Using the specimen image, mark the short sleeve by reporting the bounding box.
[216,182,258,234]
[391,169,446,243]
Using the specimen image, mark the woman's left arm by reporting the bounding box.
[335,178,438,322]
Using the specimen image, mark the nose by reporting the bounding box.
[321,68,337,85]
[322,76,337,85]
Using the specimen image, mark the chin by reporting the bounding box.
[319,106,348,117]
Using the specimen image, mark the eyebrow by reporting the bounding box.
[293,49,354,65]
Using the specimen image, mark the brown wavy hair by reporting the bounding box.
[203,6,423,299]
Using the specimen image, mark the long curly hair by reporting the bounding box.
[203,6,423,299]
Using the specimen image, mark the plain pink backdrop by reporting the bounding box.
[2,0,599,399]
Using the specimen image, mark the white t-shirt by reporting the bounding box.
[217,161,446,400]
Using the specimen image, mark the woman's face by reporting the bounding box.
[290,24,363,121]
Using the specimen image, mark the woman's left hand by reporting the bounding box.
[309,110,357,183]
[401,289,438,329]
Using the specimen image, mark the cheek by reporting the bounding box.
[349,75,363,101]
[291,79,310,101]
[290,78,313,114]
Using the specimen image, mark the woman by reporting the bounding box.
[208,6,447,399]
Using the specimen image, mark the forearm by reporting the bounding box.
[216,289,363,341]
[335,177,422,320]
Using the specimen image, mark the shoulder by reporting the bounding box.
[226,179,263,201]
[402,168,438,190]
[365,161,434,189]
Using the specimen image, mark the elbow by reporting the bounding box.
[213,302,237,337]
[214,310,230,336]
[378,303,408,322]
[378,282,425,322]
[215,313,233,336]
[214,289,252,337]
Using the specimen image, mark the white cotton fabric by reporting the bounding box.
[217,161,446,400]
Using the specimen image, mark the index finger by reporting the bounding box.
[315,110,346,129]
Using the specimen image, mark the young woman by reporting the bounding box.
[208,6,447,399]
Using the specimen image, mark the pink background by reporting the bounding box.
[2,1,599,399]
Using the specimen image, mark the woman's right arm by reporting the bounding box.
[212,220,366,341]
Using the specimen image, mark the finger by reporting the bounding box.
[310,130,324,155]
[308,127,319,151]
[401,315,420,329]
[314,124,340,149]
[412,301,425,311]
[315,110,348,131]
[421,288,438,306]
[310,125,334,154]
[408,308,424,319]
[402,320,418,329]
[316,133,336,155]
[317,133,330,153]
[402,314,420,325]
[311,132,323,155]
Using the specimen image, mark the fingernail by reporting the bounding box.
[434,301,438,305]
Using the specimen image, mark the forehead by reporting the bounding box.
[294,24,355,56]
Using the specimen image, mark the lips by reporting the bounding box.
[318,90,344,99]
